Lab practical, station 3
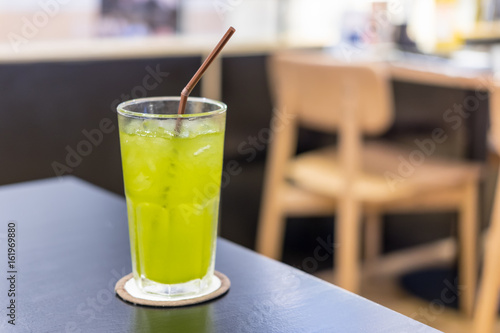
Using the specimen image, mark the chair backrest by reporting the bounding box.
[269,52,394,135]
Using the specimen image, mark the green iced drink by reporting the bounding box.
[117,97,226,296]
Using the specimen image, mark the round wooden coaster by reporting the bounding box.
[115,271,230,307]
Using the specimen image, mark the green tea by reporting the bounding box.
[119,117,224,285]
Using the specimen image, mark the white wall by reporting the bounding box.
[0,0,101,12]
[0,0,101,44]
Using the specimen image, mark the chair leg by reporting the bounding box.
[256,196,286,260]
[474,168,500,333]
[336,196,362,293]
[364,209,383,269]
[474,228,500,332]
[459,181,478,317]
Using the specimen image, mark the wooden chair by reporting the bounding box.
[473,175,500,332]
[473,84,500,332]
[256,51,482,316]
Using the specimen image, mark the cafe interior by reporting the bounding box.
[2,0,500,332]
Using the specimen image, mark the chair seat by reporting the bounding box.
[280,183,336,216]
[287,141,482,203]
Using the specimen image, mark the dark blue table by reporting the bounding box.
[0,177,441,332]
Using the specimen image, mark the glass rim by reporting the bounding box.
[116,96,227,119]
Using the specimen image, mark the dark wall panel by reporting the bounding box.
[0,57,201,194]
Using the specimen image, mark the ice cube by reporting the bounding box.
[158,120,177,137]
[193,145,211,156]
[140,120,160,137]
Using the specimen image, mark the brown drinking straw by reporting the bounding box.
[175,27,236,134]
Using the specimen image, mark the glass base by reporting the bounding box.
[126,274,221,302]
[134,274,212,298]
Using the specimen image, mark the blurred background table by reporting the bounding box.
[0,176,440,332]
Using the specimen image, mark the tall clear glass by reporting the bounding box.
[117,97,226,298]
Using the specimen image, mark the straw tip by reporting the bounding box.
[229,26,236,33]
